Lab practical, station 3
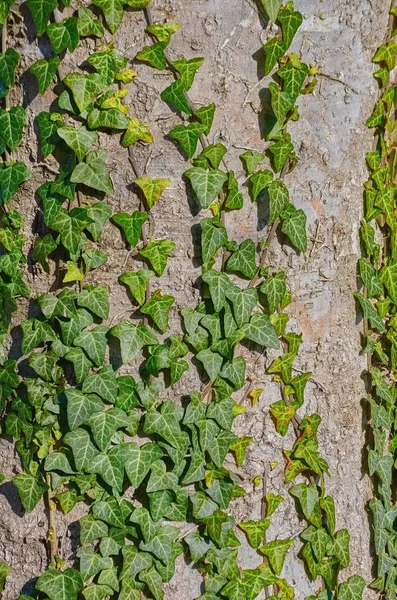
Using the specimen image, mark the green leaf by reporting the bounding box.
[139,567,164,600]
[268,138,294,172]
[225,170,243,210]
[33,233,57,273]
[111,320,157,363]
[0,48,19,94]
[137,42,167,70]
[173,57,205,89]
[0,161,31,205]
[239,519,270,549]
[113,211,148,247]
[63,260,84,283]
[29,57,60,94]
[64,72,108,113]
[337,576,365,600]
[90,447,125,491]
[201,218,228,263]
[21,318,55,354]
[74,325,109,366]
[259,539,293,575]
[141,289,175,333]
[122,117,153,147]
[269,82,294,125]
[220,357,246,389]
[12,472,48,512]
[147,22,180,44]
[77,548,113,582]
[77,7,105,37]
[373,40,397,71]
[161,78,192,115]
[57,125,97,162]
[47,17,79,54]
[80,515,108,545]
[278,6,303,48]
[226,239,257,279]
[261,271,287,313]
[87,107,129,130]
[242,313,279,348]
[64,428,100,471]
[169,122,205,159]
[37,111,59,157]
[26,0,57,35]
[196,348,223,382]
[78,285,110,320]
[278,61,308,102]
[270,400,295,435]
[185,167,227,209]
[265,493,284,517]
[267,179,289,223]
[140,238,175,275]
[354,292,386,333]
[0,0,14,25]
[332,528,350,568]
[82,584,114,600]
[281,207,307,251]
[147,459,179,492]
[259,0,282,22]
[380,262,397,302]
[202,269,232,312]
[124,442,163,488]
[230,436,253,467]
[87,407,130,450]
[240,150,264,175]
[249,169,273,201]
[86,201,112,241]
[82,365,118,403]
[120,270,154,306]
[0,106,26,151]
[36,568,83,600]
[65,388,103,430]
[264,36,286,75]
[135,176,171,209]
[92,0,124,34]
[194,103,216,135]
[71,150,113,194]
[289,483,319,520]
[44,451,75,474]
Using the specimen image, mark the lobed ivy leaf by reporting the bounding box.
[82,364,118,403]
[226,239,257,279]
[33,233,57,273]
[135,176,171,209]
[120,269,154,306]
[185,167,227,209]
[92,0,124,34]
[338,575,365,600]
[47,17,79,54]
[29,57,60,95]
[113,211,148,247]
[71,150,113,194]
[268,137,294,172]
[0,0,14,25]
[87,107,129,130]
[137,42,167,70]
[259,0,282,22]
[26,0,57,35]
[239,519,270,549]
[281,207,307,251]
[122,117,153,147]
[249,169,273,201]
[64,428,100,472]
[140,238,175,275]
[259,538,294,575]
[161,78,192,115]
[65,388,103,430]
[201,218,228,263]
[242,313,280,349]
[196,348,223,382]
[111,320,157,363]
[64,72,108,113]
[194,103,216,135]
[0,161,31,205]
[354,292,386,332]
[78,285,109,320]
[278,5,303,48]
[277,61,308,102]
[74,325,109,366]
[36,568,83,600]
[141,290,175,333]
[12,472,48,513]
[0,106,26,152]
[169,122,205,159]
[77,7,105,37]
[264,36,286,75]
[57,125,97,162]
[202,269,231,312]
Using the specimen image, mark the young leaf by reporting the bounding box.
[239,519,270,549]
[278,6,303,48]
[122,118,154,147]
[29,57,60,94]
[259,0,282,22]
[135,176,171,209]
[194,103,216,135]
[169,122,205,159]
[120,270,154,306]
[259,539,294,575]
[161,78,192,115]
[264,36,286,75]
[141,290,175,333]
[140,238,175,275]
[173,57,205,89]
[136,42,167,70]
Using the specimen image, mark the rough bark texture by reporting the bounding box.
[0,0,390,598]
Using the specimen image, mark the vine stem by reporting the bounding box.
[45,471,57,564]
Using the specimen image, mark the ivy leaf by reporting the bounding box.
[354,292,386,333]
[111,320,157,363]
[269,82,294,125]
[64,428,100,471]
[196,348,223,382]
[242,313,280,349]
[92,0,124,34]
[226,239,257,279]
[120,270,154,306]
[337,576,365,600]
[373,40,397,71]
[225,286,257,328]
[82,364,118,403]
[270,400,294,435]
[122,118,153,147]
[289,483,319,520]
[202,269,232,312]
[230,436,253,467]
[147,459,179,493]
[77,285,109,320]
[77,548,113,582]
[0,161,31,205]
[240,150,264,175]
[124,442,163,488]
[201,218,228,263]
[87,107,129,130]
[74,325,109,366]
[82,584,113,600]
[249,169,273,201]
[259,0,282,22]
[21,318,55,353]
[259,539,294,575]
[65,388,103,430]
[37,111,60,157]
[57,125,97,162]
[90,447,125,491]
[141,290,175,333]
[278,6,303,48]
[64,72,108,113]
[113,211,148,247]
[281,207,307,251]
[185,167,227,209]
[12,472,48,512]
[135,176,171,209]
[47,17,79,54]
[33,233,57,273]
[0,0,14,25]
[260,271,287,313]
[332,529,350,568]
[87,407,130,451]
[77,7,105,37]
[263,36,286,75]
[239,519,270,549]
[278,62,308,102]
[137,42,167,70]
[85,201,111,241]
[0,106,26,151]
[71,150,113,194]
[161,79,192,115]
[140,238,175,276]
[139,567,164,600]
[194,103,216,135]
[221,357,246,389]
[26,0,57,35]
[267,179,289,223]
[268,137,294,172]
[169,122,205,159]
[29,57,60,94]
[173,57,205,89]
[36,568,83,600]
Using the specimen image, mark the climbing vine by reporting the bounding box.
[0,0,367,599]
[355,4,397,599]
